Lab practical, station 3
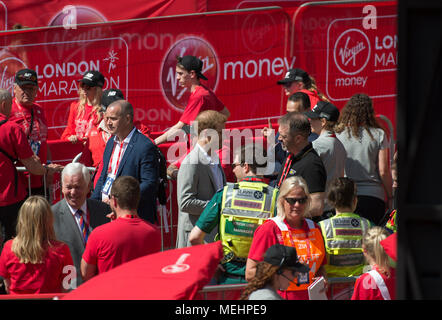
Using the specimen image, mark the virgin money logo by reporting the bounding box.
[241,12,277,54]
[0,56,27,93]
[333,28,371,76]
[161,37,218,112]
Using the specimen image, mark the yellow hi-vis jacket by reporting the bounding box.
[219,180,278,263]
[318,213,372,278]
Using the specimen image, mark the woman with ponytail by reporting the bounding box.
[351,226,396,300]
[277,68,329,109]
[61,71,105,143]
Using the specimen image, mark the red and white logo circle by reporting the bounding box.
[333,28,371,76]
[160,37,218,112]
[241,12,277,54]
[0,55,27,93]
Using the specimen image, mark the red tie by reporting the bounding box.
[77,209,89,244]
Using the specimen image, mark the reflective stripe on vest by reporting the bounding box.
[269,217,325,291]
[319,214,370,276]
[219,181,278,262]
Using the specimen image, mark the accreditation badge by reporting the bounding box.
[29,139,41,155]
[102,174,116,197]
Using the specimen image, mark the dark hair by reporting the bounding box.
[327,177,357,209]
[278,112,311,138]
[239,261,279,300]
[110,176,140,210]
[234,144,267,174]
[288,92,311,111]
[335,93,381,140]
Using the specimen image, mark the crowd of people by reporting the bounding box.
[0,55,397,300]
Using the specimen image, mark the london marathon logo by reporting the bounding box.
[161,37,219,112]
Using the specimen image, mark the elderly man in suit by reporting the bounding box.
[52,162,110,288]
[91,100,159,223]
[176,110,227,248]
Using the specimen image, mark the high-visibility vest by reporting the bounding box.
[269,217,325,291]
[318,213,371,278]
[219,180,278,263]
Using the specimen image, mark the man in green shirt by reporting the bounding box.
[189,144,278,284]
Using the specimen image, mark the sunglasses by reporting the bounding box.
[284,197,308,205]
[231,163,243,170]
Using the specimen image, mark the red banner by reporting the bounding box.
[1,7,292,139]
[0,0,205,30]
[291,1,397,131]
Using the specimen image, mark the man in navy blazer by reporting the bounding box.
[91,100,159,223]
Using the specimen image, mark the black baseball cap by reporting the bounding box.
[176,55,208,80]
[79,70,105,87]
[15,68,38,86]
[277,68,309,85]
[264,244,310,274]
[305,101,340,122]
[101,88,125,109]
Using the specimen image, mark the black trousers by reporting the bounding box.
[355,195,386,225]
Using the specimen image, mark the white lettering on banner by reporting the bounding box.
[134,107,171,123]
[38,76,120,97]
[374,52,397,68]
[338,37,366,68]
[35,60,100,79]
[223,56,296,80]
[0,66,16,91]
[375,35,398,50]
[335,76,368,87]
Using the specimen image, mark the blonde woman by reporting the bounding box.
[246,176,327,300]
[351,226,396,300]
[61,71,105,143]
[0,196,73,294]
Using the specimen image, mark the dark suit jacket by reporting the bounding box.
[52,198,110,286]
[91,129,159,223]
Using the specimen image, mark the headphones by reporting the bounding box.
[276,252,300,287]
[276,254,286,275]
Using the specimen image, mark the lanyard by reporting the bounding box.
[277,153,293,188]
[277,147,313,188]
[16,103,35,139]
[119,214,137,219]
[108,140,124,175]
[283,220,312,264]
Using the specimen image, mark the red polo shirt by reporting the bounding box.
[179,84,225,125]
[82,216,161,274]
[0,114,34,206]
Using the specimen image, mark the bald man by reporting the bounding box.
[91,100,159,224]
